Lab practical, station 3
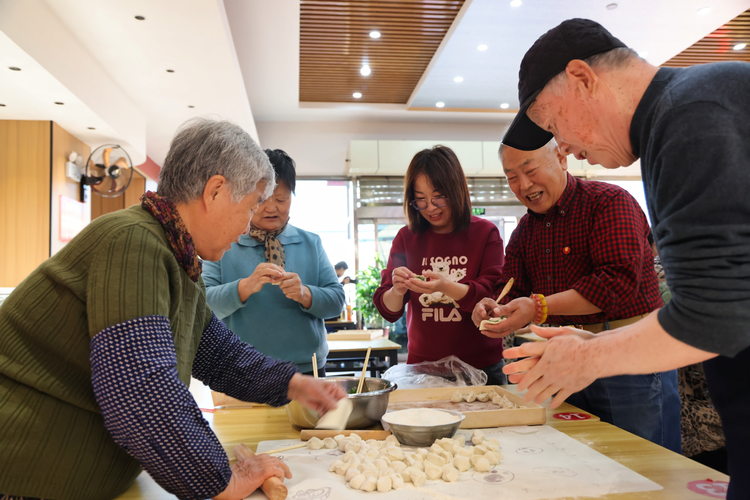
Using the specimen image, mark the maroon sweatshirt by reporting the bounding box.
[374,216,505,368]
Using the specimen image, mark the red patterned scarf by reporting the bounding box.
[141,191,202,282]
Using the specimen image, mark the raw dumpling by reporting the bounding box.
[452,455,470,472]
[476,392,490,402]
[349,473,366,490]
[377,475,392,492]
[361,475,377,492]
[492,394,504,405]
[424,460,442,480]
[451,389,463,403]
[442,463,459,482]
[323,437,337,449]
[463,391,477,403]
[474,457,491,472]
[307,437,324,450]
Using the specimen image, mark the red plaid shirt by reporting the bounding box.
[497,174,663,324]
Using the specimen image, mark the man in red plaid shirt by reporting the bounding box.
[472,139,680,452]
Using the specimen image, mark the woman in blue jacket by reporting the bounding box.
[203,149,345,375]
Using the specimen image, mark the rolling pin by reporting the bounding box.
[300,429,391,441]
[234,443,288,500]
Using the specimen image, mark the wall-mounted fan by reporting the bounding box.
[82,144,134,198]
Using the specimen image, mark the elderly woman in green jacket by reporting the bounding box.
[0,119,345,500]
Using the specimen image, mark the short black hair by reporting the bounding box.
[264,149,296,194]
[334,261,348,270]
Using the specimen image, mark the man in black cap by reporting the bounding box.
[500,18,750,498]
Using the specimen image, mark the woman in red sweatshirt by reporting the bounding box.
[373,146,507,384]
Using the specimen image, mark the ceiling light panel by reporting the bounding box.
[299,0,466,104]
[663,9,750,67]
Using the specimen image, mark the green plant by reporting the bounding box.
[354,254,387,329]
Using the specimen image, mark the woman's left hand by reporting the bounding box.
[287,373,347,414]
[277,272,312,308]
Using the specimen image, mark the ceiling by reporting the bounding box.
[1,0,749,173]
[664,8,750,66]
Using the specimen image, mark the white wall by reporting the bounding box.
[256,120,508,177]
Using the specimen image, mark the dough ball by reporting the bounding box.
[404,454,419,467]
[469,455,482,468]
[391,473,405,489]
[385,434,401,446]
[410,469,427,487]
[492,394,504,406]
[487,438,500,450]
[333,434,346,444]
[344,442,362,454]
[365,448,380,460]
[366,439,383,450]
[379,467,395,478]
[430,443,445,454]
[437,438,455,452]
[426,453,446,467]
[463,391,476,403]
[471,430,485,446]
[455,454,471,472]
[451,389,463,403]
[307,437,324,450]
[484,451,501,465]
[360,461,378,472]
[424,460,442,480]
[341,450,357,463]
[416,448,429,458]
[361,475,377,492]
[410,459,425,472]
[363,469,378,479]
[442,464,460,483]
[345,467,361,482]
[334,462,350,476]
[454,434,466,447]
[373,458,388,471]
[456,447,472,457]
[474,457,491,472]
[390,460,407,474]
[376,475,392,492]
[349,433,363,442]
[474,444,488,455]
[349,473,366,490]
[402,467,416,482]
[323,437,337,449]
[476,392,489,402]
[329,459,344,472]
[387,447,404,461]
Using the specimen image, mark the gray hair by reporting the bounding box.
[543,47,639,97]
[499,136,558,166]
[157,118,275,204]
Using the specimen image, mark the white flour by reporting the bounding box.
[383,409,460,426]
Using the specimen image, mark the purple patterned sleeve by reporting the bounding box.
[192,312,298,407]
[90,316,230,500]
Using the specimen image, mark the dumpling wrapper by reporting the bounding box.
[450,389,463,403]
[315,397,353,430]
[479,316,507,331]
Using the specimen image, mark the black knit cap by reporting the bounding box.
[502,18,627,151]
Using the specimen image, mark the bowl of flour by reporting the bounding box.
[381,408,465,446]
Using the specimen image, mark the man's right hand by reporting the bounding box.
[471,297,503,327]
[213,454,292,500]
[474,297,537,338]
[238,263,284,302]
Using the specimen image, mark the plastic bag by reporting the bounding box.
[382,355,487,389]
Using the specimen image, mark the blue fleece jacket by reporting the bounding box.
[202,224,345,373]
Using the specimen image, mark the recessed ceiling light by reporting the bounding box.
[54,102,64,105]
[606,3,618,10]
[360,65,371,76]
[436,102,445,108]
[166,69,175,73]
[135,15,145,20]
[454,76,464,83]
[477,44,488,51]
[733,43,747,51]
[697,7,710,15]
[370,31,381,39]
[9,67,21,71]
[510,0,522,6]
[188,105,195,108]
[0,104,6,107]
[353,92,362,98]
[500,103,510,109]
[87,126,95,130]
[638,50,649,58]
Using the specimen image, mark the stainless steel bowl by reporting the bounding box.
[286,377,397,429]
[381,409,466,446]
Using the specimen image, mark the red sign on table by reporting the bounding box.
[553,412,591,421]
[686,479,728,498]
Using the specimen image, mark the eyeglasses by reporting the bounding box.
[410,196,448,211]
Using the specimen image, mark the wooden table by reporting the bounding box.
[116,390,728,500]
[326,337,401,377]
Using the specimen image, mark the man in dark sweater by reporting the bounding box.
[499,19,750,498]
